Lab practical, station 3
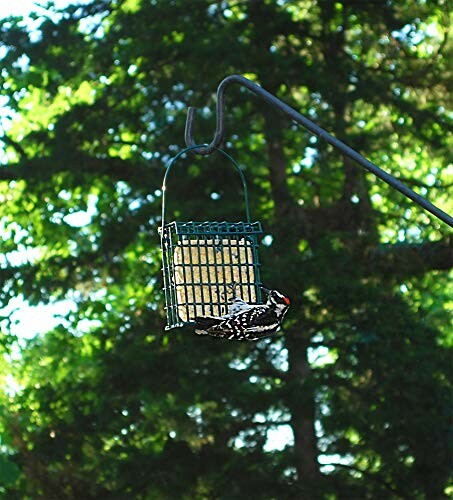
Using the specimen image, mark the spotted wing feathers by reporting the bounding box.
[195,306,280,341]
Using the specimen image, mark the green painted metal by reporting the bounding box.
[161,144,251,224]
[160,146,264,330]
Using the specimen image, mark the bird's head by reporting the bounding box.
[261,287,291,310]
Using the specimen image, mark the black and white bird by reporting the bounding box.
[194,286,290,341]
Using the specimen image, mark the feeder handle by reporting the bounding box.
[161,144,251,229]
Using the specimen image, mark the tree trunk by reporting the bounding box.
[287,332,323,494]
[263,113,322,494]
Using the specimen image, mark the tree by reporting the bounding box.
[0,0,451,498]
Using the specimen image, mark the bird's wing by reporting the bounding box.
[240,307,278,327]
[194,316,223,329]
[217,306,276,333]
[195,307,279,340]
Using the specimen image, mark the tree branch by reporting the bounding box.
[1,133,27,160]
[323,462,404,497]
[0,154,161,186]
[367,237,452,277]
[0,168,18,181]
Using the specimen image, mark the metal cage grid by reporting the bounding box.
[160,145,264,330]
[161,221,263,329]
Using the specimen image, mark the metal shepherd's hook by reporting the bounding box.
[185,74,453,228]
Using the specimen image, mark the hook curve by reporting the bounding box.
[185,75,290,155]
[184,75,246,155]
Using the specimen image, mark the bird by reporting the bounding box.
[194,286,290,341]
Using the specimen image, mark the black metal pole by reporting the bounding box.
[185,75,453,228]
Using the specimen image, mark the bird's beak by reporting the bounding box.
[260,286,271,295]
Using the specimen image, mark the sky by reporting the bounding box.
[0,0,37,17]
[0,0,74,18]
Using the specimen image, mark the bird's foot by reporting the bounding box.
[220,282,239,302]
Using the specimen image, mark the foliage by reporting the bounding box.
[0,0,451,498]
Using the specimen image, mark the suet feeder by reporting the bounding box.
[160,145,264,330]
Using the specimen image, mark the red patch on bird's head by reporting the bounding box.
[283,296,290,305]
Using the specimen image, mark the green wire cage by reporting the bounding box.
[160,145,264,330]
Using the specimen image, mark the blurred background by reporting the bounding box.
[0,0,451,498]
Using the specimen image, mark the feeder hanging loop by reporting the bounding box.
[185,74,453,228]
[161,144,251,228]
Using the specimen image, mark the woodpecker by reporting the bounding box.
[194,287,290,341]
